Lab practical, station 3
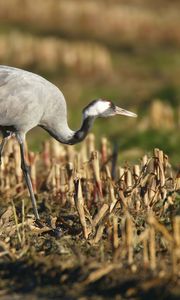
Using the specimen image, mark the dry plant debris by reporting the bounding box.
[0,134,179,299]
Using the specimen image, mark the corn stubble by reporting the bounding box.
[0,134,179,279]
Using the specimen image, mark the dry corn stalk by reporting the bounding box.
[118,167,125,190]
[13,142,22,184]
[74,178,90,239]
[105,165,117,211]
[112,214,119,249]
[0,134,179,275]
[60,167,67,206]
[91,151,102,198]
[93,224,105,244]
[133,164,140,183]
[100,137,108,163]
[126,213,134,264]
[147,213,157,270]
[142,154,148,168]
[158,149,166,187]
[42,141,51,168]
[92,203,109,228]
[175,171,180,191]
[87,133,95,156]
[67,145,76,164]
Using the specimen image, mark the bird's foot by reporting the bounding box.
[34,218,62,237]
[34,218,44,228]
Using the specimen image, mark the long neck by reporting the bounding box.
[69,116,96,144]
[40,116,95,145]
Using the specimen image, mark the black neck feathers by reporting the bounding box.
[67,116,95,145]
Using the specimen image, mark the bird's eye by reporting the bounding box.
[109,101,116,111]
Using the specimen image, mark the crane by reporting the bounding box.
[0,65,137,221]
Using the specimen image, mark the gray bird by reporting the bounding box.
[0,65,137,220]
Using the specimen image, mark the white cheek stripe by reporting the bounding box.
[96,101,110,114]
[85,101,110,117]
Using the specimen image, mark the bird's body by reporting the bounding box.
[0,65,137,221]
[0,65,73,143]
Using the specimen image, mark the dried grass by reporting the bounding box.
[0,134,179,277]
[0,32,112,75]
[1,0,180,47]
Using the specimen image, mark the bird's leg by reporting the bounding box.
[16,133,40,221]
[16,134,61,235]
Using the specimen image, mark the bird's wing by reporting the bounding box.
[0,66,45,129]
[0,67,13,88]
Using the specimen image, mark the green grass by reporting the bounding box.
[27,124,179,168]
[1,17,180,167]
[116,129,180,166]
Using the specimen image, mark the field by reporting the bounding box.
[0,136,179,299]
[0,0,180,166]
[0,0,180,299]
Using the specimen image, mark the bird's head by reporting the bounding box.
[83,99,137,119]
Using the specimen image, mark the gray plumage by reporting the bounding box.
[0,65,73,144]
[0,65,137,221]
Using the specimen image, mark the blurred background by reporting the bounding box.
[0,0,179,166]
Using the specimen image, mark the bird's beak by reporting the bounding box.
[115,106,137,118]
